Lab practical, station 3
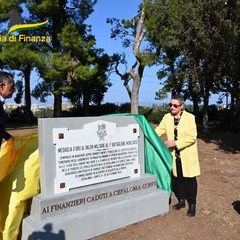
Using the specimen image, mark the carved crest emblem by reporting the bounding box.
[97,123,107,141]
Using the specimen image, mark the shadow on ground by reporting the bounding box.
[198,130,240,154]
[232,201,240,215]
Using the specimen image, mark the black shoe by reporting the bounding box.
[187,204,196,217]
[173,199,185,210]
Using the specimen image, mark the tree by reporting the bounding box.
[27,0,97,117]
[60,23,111,116]
[108,6,159,114]
[214,0,240,109]
[144,0,240,130]
[144,0,203,118]
[32,21,111,116]
[0,41,44,123]
[0,1,43,123]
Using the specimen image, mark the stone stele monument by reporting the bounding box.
[22,116,169,240]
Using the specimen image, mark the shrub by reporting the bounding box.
[7,106,36,124]
[139,105,168,123]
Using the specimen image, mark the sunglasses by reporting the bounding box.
[169,103,182,108]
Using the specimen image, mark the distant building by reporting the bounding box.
[31,104,40,112]
[62,103,73,111]
[4,103,21,110]
[4,102,73,112]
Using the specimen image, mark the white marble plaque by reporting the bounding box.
[53,120,140,193]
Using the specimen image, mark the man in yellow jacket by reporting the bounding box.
[155,95,200,217]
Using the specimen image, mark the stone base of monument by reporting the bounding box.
[22,174,169,240]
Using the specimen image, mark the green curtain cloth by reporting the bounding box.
[106,114,173,197]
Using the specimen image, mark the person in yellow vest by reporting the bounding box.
[0,71,15,147]
[155,95,200,217]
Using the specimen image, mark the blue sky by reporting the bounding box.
[86,0,162,106]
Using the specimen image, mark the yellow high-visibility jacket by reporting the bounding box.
[0,134,39,240]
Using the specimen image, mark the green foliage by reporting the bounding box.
[0,42,43,69]
[155,85,169,101]
[14,80,23,104]
[25,0,100,116]
[139,105,168,123]
[32,81,53,102]
[6,106,36,124]
[59,103,118,117]
[217,109,236,130]
[0,39,45,122]
[90,103,119,116]
[33,108,53,118]
[118,102,131,113]
[43,52,73,82]
[143,0,240,129]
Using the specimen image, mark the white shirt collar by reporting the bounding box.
[0,95,5,103]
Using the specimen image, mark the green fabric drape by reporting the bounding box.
[105,114,173,197]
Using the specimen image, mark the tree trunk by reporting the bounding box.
[188,76,199,122]
[192,93,199,122]
[53,92,62,117]
[188,71,199,122]
[24,66,32,123]
[83,92,90,116]
[202,99,209,132]
[131,74,141,114]
[130,9,145,114]
[202,80,210,132]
